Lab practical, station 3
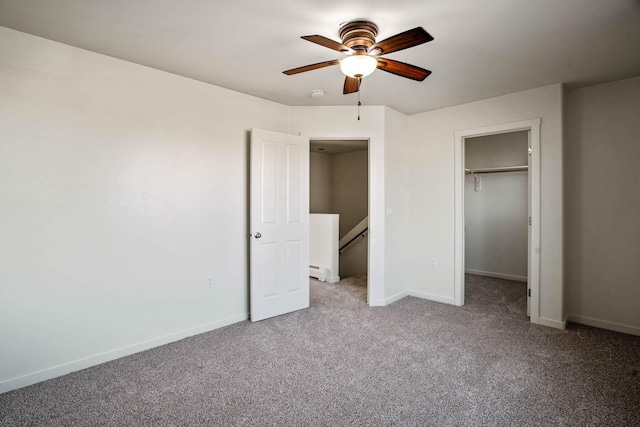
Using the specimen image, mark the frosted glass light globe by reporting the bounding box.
[339,54,378,78]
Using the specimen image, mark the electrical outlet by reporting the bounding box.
[206,275,213,288]
[430,257,437,268]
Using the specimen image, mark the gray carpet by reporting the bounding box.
[1,274,639,426]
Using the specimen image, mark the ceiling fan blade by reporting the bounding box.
[283,59,340,75]
[302,35,352,53]
[369,27,434,56]
[376,58,432,81]
[343,76,360,94]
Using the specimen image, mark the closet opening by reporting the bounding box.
[464,131,530,316]
[309,139,369,303]
[454,118,541,324]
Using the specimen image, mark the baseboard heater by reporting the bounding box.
[309,265,329,282]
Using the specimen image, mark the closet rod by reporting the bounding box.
[465,165,528,174]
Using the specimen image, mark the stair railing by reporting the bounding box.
[339,217,368,254]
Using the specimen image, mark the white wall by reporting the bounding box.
[464,132,528,281]
[465,172,528,280]
[403,85,564,327]
[0,27,289,392]
[384,107,413,302]
[565,76,640,335]
[309,152,332,213]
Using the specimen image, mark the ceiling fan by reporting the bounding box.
[283,21,434,94]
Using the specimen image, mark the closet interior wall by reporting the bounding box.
[464,131,529,282]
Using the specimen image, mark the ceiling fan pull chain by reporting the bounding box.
[357,77,362,121]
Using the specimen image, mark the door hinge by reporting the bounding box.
[528,147,532,156]
[528,289,531,297]
[528,216,531,226]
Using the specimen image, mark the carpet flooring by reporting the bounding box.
[1,274,639,426]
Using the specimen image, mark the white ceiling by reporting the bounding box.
[1,0,639,115]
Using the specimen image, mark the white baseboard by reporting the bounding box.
[380,289,456,306]
[567,314,640,336]
[382,290,409,306]
[0,313,248,395]
[536,316,566,330]
[465,269,527,282]
[408,290,455,305]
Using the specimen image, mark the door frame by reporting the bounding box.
[309,136,382,307]
[454,118,541,324]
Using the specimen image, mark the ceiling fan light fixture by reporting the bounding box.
[339,53,377,78]
[283,21,434,95]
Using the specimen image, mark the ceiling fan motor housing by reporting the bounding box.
[339,21,378,50]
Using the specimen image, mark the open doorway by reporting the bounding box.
[309,139,369,302]
[464,131,530,315]
[454,118,541,324]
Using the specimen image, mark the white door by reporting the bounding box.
[250,129,309,322]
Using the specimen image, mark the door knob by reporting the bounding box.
[254,232,262,239]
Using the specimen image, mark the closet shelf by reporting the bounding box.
[465,165,528,174]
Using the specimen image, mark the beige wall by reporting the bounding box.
[309,152,332,213]
[339,237,368,278]
[465,132,528,169]
[332,150,368,238]
[565,76,640,334]
[465,132,529,281]
[332,150,368,277]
